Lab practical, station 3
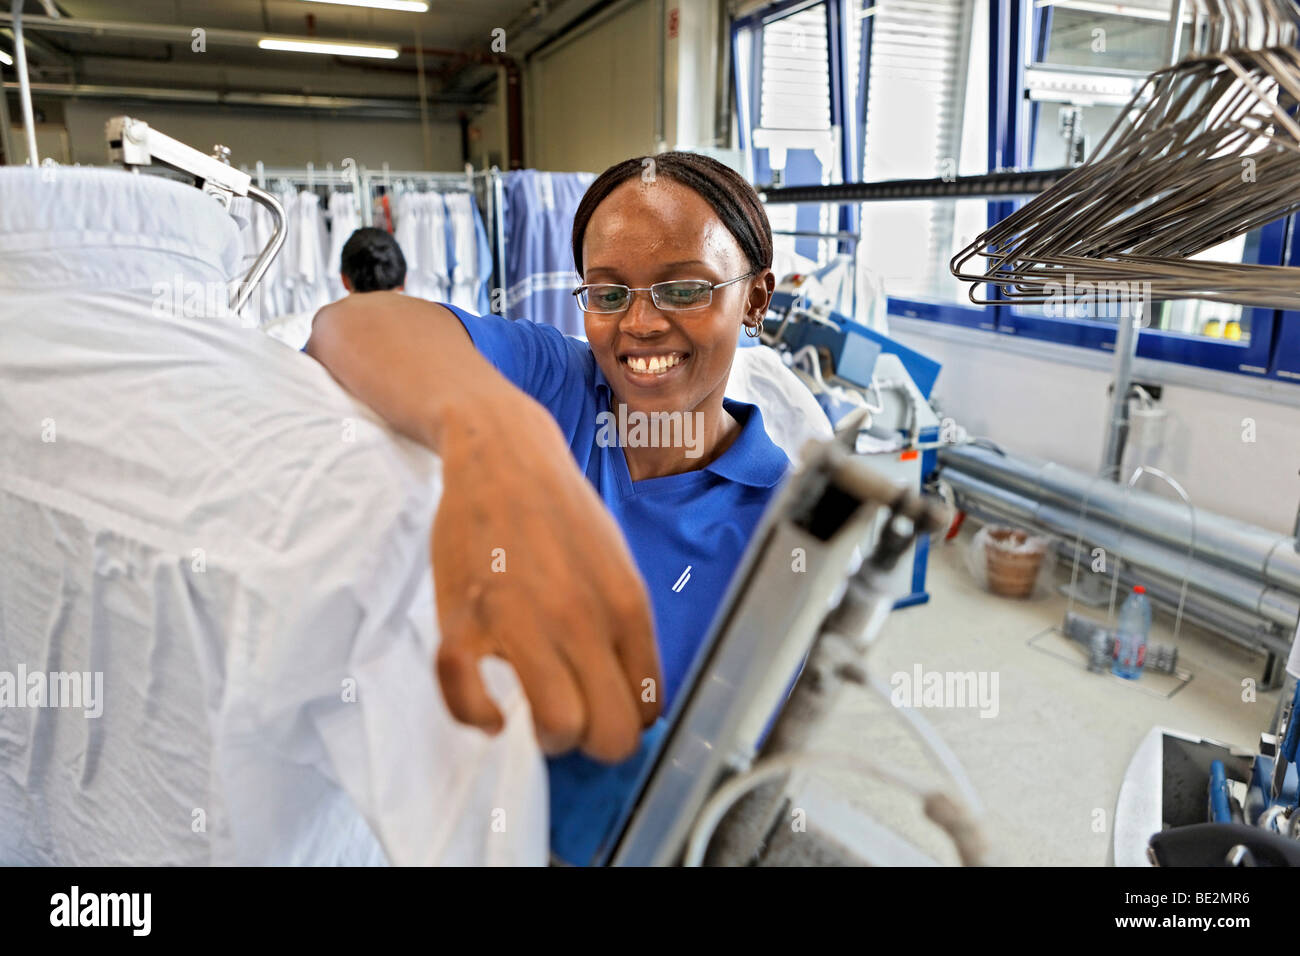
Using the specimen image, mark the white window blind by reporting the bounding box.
[760,4,832,131]
[858,0,982,301]
[757,3,834,265]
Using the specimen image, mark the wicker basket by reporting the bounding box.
[984,527,1047,598]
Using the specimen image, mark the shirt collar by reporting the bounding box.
[709,399,790,488]
[592,365,790,489]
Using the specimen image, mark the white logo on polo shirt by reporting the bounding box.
[672,566,692,593]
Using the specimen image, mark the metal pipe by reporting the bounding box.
[942,467,1300,628]
[1051,539,1293,659]
[940,444,1300,595]
[1168,0,1189,63]
[11,0,43,166]
[713,0,731,148]
[413,27,433,170]
[0,52,14,164]
[771,229,861,241]
[654,0,666,150]
[492,167,507,310]
[0,12,397,51]
[1,80,444,116]
[230,184,287,315]
[1101,306,1142,480]
[944,466,1296,622]
[758,168,1072,205]
[398,46,524,169]
[961,484,1289,651]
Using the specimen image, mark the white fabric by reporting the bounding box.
[327,190,361,300]
[0,167,547,866]
[394,191,451,304]
[233,187,349,327]
[392,189,488,309]
[262,308,316,351]
[726,344,835,463]
[286,190,332,315]
[444,191,481,312]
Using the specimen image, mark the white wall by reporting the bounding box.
[665,0,723,151]
[525,0,726,171]
[526,0,661,172]
[62,99,465,169]
[890,319,1300,536]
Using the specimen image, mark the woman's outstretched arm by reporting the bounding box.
[308,292,661,762]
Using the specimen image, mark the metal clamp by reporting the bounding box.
[106,116,286,315]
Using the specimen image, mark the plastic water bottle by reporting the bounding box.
[1112,585,1152,680]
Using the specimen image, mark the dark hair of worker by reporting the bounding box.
[570,151,774,277]
[340,227,408,293]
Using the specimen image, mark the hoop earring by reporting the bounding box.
[744,318,763,339]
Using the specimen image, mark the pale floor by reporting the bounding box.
[803,525,1281,866]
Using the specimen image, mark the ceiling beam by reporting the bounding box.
[1,80,486,117]
[0,13,399,52]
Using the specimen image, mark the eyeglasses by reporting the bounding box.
[572,272,755,314]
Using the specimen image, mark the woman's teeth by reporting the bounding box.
[624,353,685,374]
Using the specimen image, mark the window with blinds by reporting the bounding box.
[756,3,834,265]
[759,5,832,131]
[856,0,988,304]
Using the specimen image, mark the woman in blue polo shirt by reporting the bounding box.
[308,152,787,863]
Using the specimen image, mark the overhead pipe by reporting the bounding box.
[0,12,392,49]
[11,0,48,166]
[0,80,449,118]
[401,46,523,170]
[0,53,13,164]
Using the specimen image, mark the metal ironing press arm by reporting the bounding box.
[607,440,962,866]
[105,116,287,315]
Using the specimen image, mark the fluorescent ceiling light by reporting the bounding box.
[258,38,399,58]
[0,49,12,67]
[302,0,430,11]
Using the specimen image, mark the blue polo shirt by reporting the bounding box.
[445,304,790,864]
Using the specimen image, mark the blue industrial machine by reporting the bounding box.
[762,290,944,610]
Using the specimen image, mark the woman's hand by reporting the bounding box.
[434,396,662,761]
[308,293,661,762]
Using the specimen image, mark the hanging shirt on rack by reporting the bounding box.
[390,187,491,311]
[327,190,361,299]
[501,170,595,337]
[444,191,492,315]
[285,190,332,316]
[394,191,451,304]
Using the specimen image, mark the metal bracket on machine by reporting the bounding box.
[105,116,287,315]
[607,441,968,866]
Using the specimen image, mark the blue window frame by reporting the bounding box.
[734,0,863,264]
[1270,218,1300,383]
[733,0,1300,383]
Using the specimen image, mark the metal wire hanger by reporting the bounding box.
[951,0,1300,312]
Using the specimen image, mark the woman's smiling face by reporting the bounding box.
[580,177,768,420]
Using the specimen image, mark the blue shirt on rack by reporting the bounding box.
[443,303,791,864]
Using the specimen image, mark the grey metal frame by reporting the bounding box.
[609,440,950,866]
